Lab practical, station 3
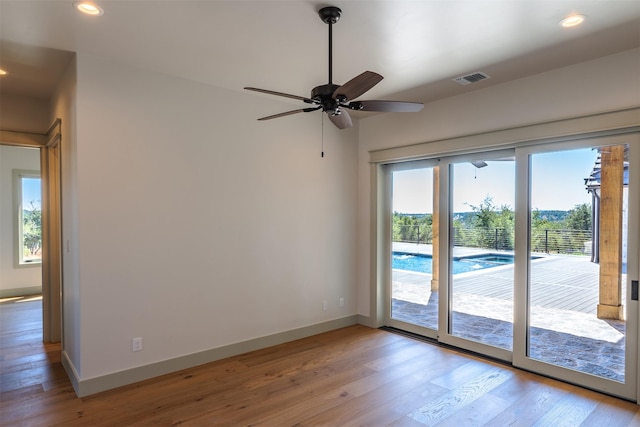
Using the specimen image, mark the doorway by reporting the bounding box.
[0,120,62,343]
[383,135,639,400]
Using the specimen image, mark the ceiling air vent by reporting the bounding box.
[453,72,491,85]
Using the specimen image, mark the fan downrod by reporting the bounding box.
[318,6,341,24]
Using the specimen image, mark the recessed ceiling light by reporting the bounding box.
[74,2,104,16]
[560,14,585,28]
[0,69,7,76]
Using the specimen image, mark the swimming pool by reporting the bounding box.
[392,252,517,274]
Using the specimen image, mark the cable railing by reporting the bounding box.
[393,224,433,245]
[530,228,592,255]
[453,227,514,251]
[393,225,592,255]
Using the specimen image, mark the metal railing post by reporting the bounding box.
[545,229,549,253]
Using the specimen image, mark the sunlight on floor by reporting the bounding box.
[392,281,431,305]
[18,295,43,303]
[453,292,624,343]
[1,295,43,303]
[394,289,625,344]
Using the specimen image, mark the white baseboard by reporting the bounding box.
[357,314,372,327]
[61,349,81,394]
[62,315,361,397]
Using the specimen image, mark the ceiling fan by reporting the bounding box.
[244,6,424,130]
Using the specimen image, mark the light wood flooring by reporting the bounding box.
[2,296,640,426]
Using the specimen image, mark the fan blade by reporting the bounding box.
[327,109,353,129]
[245,87,314,104]
[332,71,383,101]
[347,100,424,113]
[257,107,321,121]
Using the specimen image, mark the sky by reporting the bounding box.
[22,177,41,210]
[393,147,599,213]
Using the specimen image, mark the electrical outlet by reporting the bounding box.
[322,300,328,311]
[132,337,143,352]
[339,297,345,307]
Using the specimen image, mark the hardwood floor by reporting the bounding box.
[2,296,640,426]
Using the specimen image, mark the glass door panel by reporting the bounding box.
[450,158,515,351]
[390,166,437,331]
[528,145,629,382]
[517,137,638,401]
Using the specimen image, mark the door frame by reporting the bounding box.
[0,119,63,343]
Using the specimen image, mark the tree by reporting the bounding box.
[464,196,515,249]
[565,203,592,231]
[468,196,498,229]
[531,209,549,229]
[392,212,433,244]
[23,202,42,258]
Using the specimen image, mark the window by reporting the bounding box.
[14,170,42,265]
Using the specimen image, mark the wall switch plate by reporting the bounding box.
[132,337,143,352]
[339,298,345,307]
[322,300,328,311]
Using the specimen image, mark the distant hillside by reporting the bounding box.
[532,210,569,222]
[396,211,570,223]
[394,213,429,218]
[456,210,569,222]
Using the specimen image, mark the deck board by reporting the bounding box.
[394,253,623,314]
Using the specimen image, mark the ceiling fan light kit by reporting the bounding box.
[244,5,424,130]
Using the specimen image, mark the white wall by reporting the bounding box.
[51,55,80,372]
[0,93,50,134]
[68,54,358,381]
[356,48,640,317]
[0,145,42,296]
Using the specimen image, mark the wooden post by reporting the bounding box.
[431,167,439,291]
[597,145,624,320]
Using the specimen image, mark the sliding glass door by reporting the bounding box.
[449,156,515,354]
[514,137,638,399]
[386,161,439,337]
[384,135,639,399]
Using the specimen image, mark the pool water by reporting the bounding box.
[392,252,515,274]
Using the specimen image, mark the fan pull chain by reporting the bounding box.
[321,113,325,158]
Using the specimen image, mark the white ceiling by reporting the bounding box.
[1,0,639,107]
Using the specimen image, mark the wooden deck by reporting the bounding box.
[392,242,626,315]
[456,255,608,314]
